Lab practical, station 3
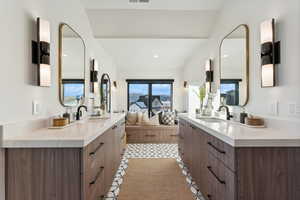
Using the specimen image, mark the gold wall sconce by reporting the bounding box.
[260,18,281,87]
[32,18,51,87]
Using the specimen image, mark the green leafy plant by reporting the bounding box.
[193,84,206,102]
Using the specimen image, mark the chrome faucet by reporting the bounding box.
[76,105,88,120]
[218,105,233,120]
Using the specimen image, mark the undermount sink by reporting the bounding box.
[197,117,226,123]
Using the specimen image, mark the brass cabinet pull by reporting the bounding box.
[170,134,178,137]
[89,142,104,156]
[207,166,226,185]
[207,142,226,154]
[89,166,104,185]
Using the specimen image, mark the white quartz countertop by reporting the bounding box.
[1,113,126,148]
[179,114,300,147]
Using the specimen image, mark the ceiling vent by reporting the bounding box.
[129,0,150,3]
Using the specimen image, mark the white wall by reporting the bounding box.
[183,0,300,121]
[116,68,186,112]
[0,0,117,124]
[0,1,117,199]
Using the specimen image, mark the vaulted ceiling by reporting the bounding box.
[81,0,224,71]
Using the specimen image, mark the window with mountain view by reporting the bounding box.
[127,80,173,116]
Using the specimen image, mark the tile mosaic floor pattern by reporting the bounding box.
[103,144,205,200]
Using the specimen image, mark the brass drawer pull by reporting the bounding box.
[170,134,178,137]
[89,166,104,185]
[89,142,104,156]
[207,166,226,185]
[207,142,226,154]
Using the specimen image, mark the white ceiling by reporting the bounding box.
[98,39,207,71]
[86,10,220,38]
[82,0,224,11]
[82,0,223,72]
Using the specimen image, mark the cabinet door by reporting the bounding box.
[183,123,192,169]
[199,130,209,199]
[103,128,115,194]
[178,121,185,158]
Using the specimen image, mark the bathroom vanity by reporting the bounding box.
[2,114,126,200]
[178,114,300,200]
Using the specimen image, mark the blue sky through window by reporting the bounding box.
[64,83,84,97]
[220,84,236,94]
[152,84,171,95]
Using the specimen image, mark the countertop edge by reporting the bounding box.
[179,115,300,147]
[2,114,126,148]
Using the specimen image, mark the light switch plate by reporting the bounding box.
[288,102,300,116]
[268,101,278,116]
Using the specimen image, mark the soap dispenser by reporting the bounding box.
[240,107,248,124]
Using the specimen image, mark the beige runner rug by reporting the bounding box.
[118,158,194,200]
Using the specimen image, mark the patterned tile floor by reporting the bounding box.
[104,144,205,200]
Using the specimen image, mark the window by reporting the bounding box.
[62,79,84,107]
[220,79,241,106]
[127,79,174,116]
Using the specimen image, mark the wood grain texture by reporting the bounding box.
[6,148,82,200]
[181,119,300,200]
[236,147,300,200]
[126,125,178,144]
[0,149,5,200]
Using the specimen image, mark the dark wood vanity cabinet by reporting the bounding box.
[179,119,300,200]
[5,120,126,200]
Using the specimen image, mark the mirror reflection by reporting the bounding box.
[59,24,86,107]
[100,73,111,113]
[220,24,249,106]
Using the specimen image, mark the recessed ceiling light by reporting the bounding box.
[153,54,159,58]
[223,54,229,58]
[63,54,68,57]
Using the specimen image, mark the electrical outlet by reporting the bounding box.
[32,100,40,115]
[268,101,278,116]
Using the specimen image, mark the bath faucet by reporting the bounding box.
[76,105,88,120]
[218,105,233,120]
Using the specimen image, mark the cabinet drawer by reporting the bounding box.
[84,166,106,200]
[207,135,235,171]
[84,137,105,169]
[206,153,235,200]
